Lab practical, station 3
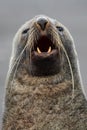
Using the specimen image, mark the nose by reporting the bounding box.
[36,18,48,30]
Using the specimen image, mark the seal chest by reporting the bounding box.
[2,15,87,130]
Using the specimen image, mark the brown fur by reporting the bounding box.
[2,15,87,130]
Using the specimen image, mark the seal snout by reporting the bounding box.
[36,18,48,31]
[33,17,58,55]
[36,17,49,31]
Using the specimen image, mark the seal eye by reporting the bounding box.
[22,28,29,34]
[56,26,64,32]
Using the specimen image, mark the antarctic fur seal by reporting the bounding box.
[2,15,87,130]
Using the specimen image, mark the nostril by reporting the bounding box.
[37,18,48,30]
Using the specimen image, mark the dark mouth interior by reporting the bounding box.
[34,36,55,53]
[31,36,60,76]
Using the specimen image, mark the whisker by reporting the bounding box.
[9,29,34,74]
[11,29,34,85]
[50,28,75,99]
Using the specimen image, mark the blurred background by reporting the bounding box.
[0,0,87,128]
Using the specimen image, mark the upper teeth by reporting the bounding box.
[37,46,52,53]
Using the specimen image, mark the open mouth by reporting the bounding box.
[30,35,61,76]
[33,36,57,56]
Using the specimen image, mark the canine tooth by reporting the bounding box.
[47,46,51,53]
[37,47,41,53]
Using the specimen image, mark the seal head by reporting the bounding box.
[10,15,78,82]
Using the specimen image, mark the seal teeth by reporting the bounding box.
[37,46,52,53]
[37,47,41,53]
[47,46,51,53]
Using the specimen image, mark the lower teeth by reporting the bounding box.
[37,46,52,53]
[47,46,51,53]
[37,47,41,53]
